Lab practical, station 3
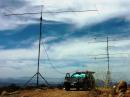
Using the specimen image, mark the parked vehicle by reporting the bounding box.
[64,71,95,91]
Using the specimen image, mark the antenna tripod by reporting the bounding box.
[24,8,49,87]
[5,6,49,87]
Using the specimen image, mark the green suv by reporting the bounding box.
[64,71,95,91]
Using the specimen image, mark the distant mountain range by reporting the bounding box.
[0,77,64,87]
[0,77,130,87]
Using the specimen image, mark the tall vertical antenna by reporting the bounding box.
[24,6,49,87]
[106,36,111,87]
[89,36,111,87]
[37,5,43,86]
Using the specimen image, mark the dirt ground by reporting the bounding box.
[1,88,130,97]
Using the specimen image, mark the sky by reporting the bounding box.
[0,0,130,82]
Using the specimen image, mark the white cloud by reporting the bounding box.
[0,48,37,59]
[0,0,130,30]
[0,37,130,79]
[48,38,106,59]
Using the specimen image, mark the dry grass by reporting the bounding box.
[19,88,113,97]
[19,89,89,97]
[1,87,130,97]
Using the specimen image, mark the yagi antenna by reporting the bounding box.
[5,5,98,87]
[88,36,111,87]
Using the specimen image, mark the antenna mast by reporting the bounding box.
[24,6,49,87]
[106,36,111,87]
[89,36,111,87]
[37,6,43,86]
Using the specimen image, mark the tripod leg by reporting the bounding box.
[24,73,37,87]
[39,73,49,86]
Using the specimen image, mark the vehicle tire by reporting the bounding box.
[76,87,79,91]
[92,82,95,89]
[64,83,70,91]
[83,83,88,91]
[76,83,80,91]
[65,86,70,91]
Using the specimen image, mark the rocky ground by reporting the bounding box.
[0,88,130,97]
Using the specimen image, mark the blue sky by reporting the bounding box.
[0,0,130,81]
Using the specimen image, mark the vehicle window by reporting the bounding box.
[80,74,86,78]
[71,73,87,78]
[71,74,80,78]
[65,73,70,78]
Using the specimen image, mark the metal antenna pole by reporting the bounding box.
[107,37,109,71]
[37,6,43,87]
[89,36,111,87]
[106,36,111,87]
[24,6,49,87]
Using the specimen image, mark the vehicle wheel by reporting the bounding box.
[76,87,79,91]
[65,86,70,91]
[91,81,95,90]
[64,83,70,91]
[83,83,88,91]
[76,83,80,91]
